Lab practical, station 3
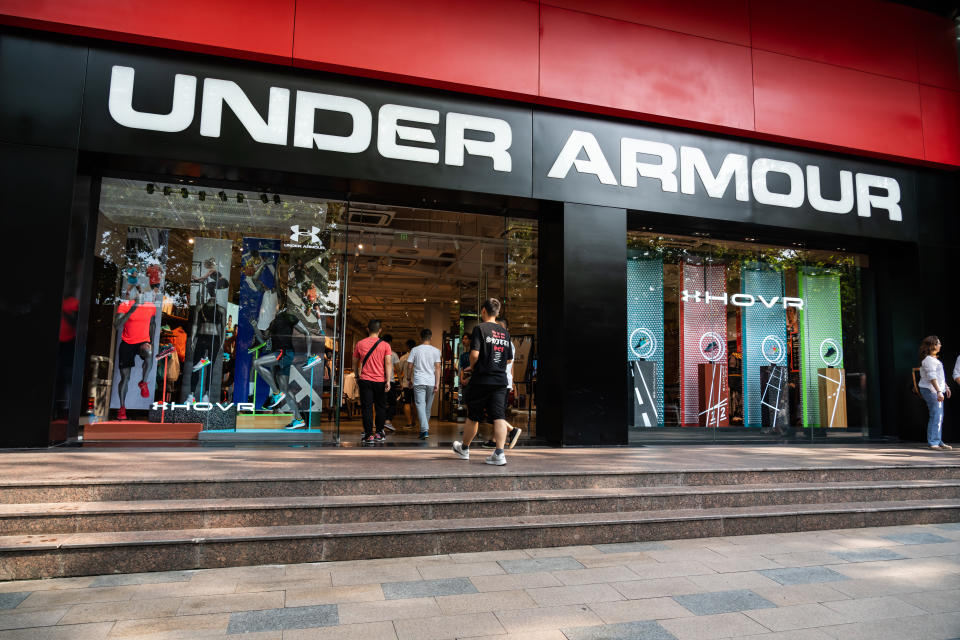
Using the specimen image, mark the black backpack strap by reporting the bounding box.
[358,338,384,378]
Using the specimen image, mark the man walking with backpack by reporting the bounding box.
[352,319,393,444]
[452,298,513,465]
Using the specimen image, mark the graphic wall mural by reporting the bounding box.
[741,265,787,427]
[627,253,664,425]
[680,263,727,425]
[799,271,844,427]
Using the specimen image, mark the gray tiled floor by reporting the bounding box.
[673,589,776,615]
[1,523,959,640]
[760,566,850,585]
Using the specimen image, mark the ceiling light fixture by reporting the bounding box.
[198,191,206,201]
[218,191,227,202]
[162,186,172,196]
[273,194,281,205]
[260,193,269,204]
[188,238,195,244]
[145,183,155,194]
[180,188,189,198]
[236,193,244,203]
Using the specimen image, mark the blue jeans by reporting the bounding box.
[919,387,944,446]
[413,385,436,434]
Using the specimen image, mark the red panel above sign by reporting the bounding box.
[539,6,755,131]
[753,50,925,161]
[292,0,539,98]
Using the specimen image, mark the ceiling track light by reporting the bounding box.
[260,193,269,204]
[180,187,189,198]
[145,183,155,194]
[273,194,281,205]
[162,186,172,196]
[198,191,206,201]
[218,191,227,202]
[236,193,244,203]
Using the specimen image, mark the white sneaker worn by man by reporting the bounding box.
[452,441,470,460]
[485,451,506,466]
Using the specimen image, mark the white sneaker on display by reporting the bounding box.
[485,452,506,466]
[452,441,470,460]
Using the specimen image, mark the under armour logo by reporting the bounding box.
[289,225,323,246]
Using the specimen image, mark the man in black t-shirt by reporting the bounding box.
[452,298,513,466]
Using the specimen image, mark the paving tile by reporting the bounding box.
[882,533,953,546]
[624,562,716,580]
[819,611,960,640]
[687,571,780,592]
[659,611,769,639]
[750,584,850,606]
[740,631,835,640]
[526,583,624,607]
[89,571,194,588]
[828,549,907,563]
[0,621,114,640]
[417,561,504,580]
[466,631,567,640]
[893,541,960,559]
[828,577,930,599]
[495,604,603,633]
[382,577,477,600]
[588,597,693,623]
[435,589,536,615]
[470,572,563,592]
[611,577,702,600]
[282,620,398,640]
[330,565,423,587]
[822,595,928,621]
[0,577,94,594]
[646,549,730,564]
[762,552,850,568]
[593,542,669,554]
[743,603,853,632]
[673,590,776,616]
[526,546,598,558]
[337,597,442,624]
[393,612,504,640]
[279,564,333,582]
[760,567,850,586]
[225,604,337,634]
[562,620,678,640]
[284,584,384,608]
[178,591,284,616]
[0,608,68,631]
[552,566,639,586]
[499,557,584,574]
[130,580,238,600]
[107,612,230,638]
[0,594,29,611]
[19,586,138,608]
[935,523,960,531]
[703,556,783,574]
[574,552,657,568]
[896,588,960,613]
[234,577,333,594]
[59,596,183,624]
[448,549,532,564]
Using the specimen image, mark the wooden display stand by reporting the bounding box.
[817,367,847,428]
[697,362,729,427]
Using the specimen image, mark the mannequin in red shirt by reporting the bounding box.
[114,294,157,419]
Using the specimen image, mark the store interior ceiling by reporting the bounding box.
[99,178,538,346]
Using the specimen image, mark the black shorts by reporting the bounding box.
[465,383,507,423]
[403,387,414,405]
[118,340,149,369]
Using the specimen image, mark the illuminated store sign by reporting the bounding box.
[681,290,805,309]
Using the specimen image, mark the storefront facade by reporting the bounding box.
[1,2,958,448]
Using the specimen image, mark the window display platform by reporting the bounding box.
[83,421,202,441]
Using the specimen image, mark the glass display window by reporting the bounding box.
[627,230,869,443]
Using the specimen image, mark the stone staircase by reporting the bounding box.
[2,464,959,580]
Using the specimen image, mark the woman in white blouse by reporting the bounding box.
[918,336,952,450]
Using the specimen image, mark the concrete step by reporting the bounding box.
[2,499,958,580]
[3,464,959,503]
[2,481,958,535]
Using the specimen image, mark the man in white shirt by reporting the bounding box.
[407,329,443,439]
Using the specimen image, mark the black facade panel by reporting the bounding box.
[0,32,87,149]
[560,203,628,446]
[0,142,78,447]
